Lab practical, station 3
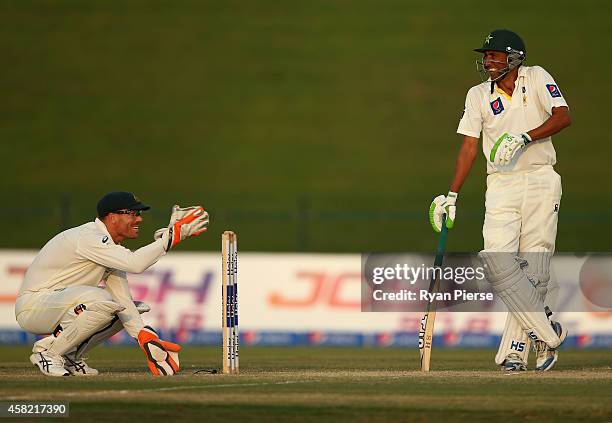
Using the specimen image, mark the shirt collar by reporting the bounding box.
[491,65,527,95]
[95,218,115,244]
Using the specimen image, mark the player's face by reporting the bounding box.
[113,210,143,240]
[482,51,509,80]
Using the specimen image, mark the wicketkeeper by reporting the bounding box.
[429,30,571,371]
[15,191,209,376]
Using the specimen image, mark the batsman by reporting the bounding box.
[429,30,571,371]
[15,191,209,376]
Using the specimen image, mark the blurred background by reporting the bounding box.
[1,0,610,253]
[1,0,610,351]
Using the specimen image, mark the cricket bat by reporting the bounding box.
[419,216,448,371]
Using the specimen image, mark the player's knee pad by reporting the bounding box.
[478,251,561,348]
[544,276,560,310]
[479,251,524,290]
[520,249,553,300]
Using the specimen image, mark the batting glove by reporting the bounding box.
[429,191,457,233]
[154,205,209,251]
[490,132,532,166]
[137,326,181,376]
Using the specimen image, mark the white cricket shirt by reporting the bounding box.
[18,219,166,336]
[457,65,569,174]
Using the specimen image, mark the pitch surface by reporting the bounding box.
[0,346,610,422]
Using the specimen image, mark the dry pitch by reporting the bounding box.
[0,346,610,422]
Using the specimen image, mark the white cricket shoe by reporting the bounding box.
[534,341,558,371]
[502,353,527,372]
[535,320,567,371]
[30,352,70,377]
[63,355,99,376]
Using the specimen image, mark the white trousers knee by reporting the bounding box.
[15,286,113,334]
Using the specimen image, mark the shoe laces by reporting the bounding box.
[64,355,86,367]
[534,340,547,355]
[46,352,65,367]
[507,353,522,361]
[63,353,89,363]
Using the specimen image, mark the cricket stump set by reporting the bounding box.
[221,225,442,374]
[221,231,239,374]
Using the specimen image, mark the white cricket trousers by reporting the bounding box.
[15,286,113,334]
[483,165,561,252]
[483,165,562,365]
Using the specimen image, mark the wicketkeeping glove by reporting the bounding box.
[154,205,209,251]
[429,191,457,232]
[137,326,181,376]
[490,132,532,166]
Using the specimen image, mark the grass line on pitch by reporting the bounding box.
[67,380,303,395]
[0,347,610,422]
[2,380,306,400]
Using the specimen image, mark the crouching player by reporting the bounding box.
[15,191,209,376]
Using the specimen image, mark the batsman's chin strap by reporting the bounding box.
[489,68,509,94]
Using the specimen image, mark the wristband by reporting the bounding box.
[521,133,532,144]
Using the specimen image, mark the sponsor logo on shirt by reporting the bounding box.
[490,97,504,115]
[546,84,562,98]
[102,235,109,244]
[74,304,87,315]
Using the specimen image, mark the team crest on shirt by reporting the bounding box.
[546,84,562,98]
[490,97,504,115]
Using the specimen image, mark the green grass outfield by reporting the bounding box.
[0,346,610,422]
[1,1,611,252]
